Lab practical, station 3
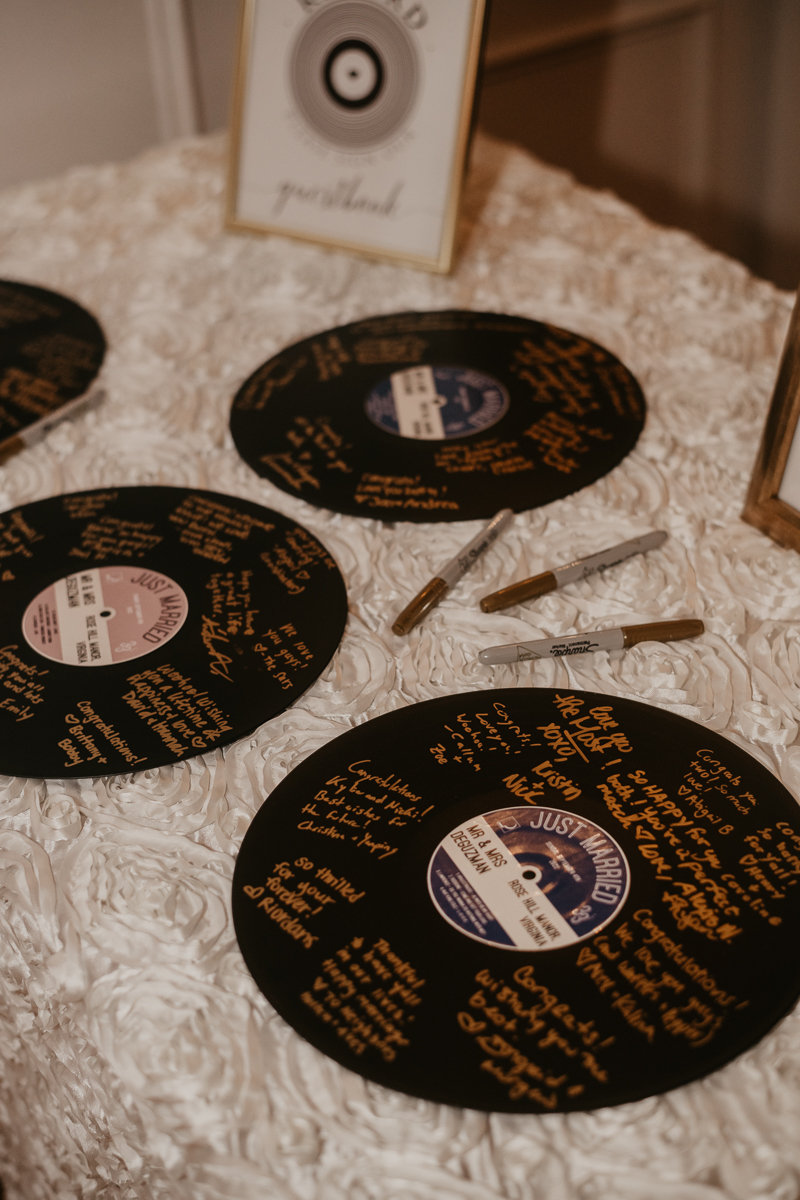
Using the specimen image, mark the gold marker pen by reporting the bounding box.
[0,388,105,466]
[479,618,704,665]
[392,508,514,636]
[480,530,668,613]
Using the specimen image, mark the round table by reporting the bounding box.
[0,131,798,1200]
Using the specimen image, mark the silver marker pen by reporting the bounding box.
[0,388,105,465]
[480,530,668,613]
[393,508,514,636]
[479,618,704,665]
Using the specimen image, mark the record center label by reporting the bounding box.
[22,566,188,667]
[365,365,510,440]
[428,806,630,951]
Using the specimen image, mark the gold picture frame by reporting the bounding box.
[226,0,487,274]
[743,290,800,550]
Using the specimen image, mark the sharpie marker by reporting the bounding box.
[0,388,105,465]
[480,530,668,613]
[479,618,704,665]
[392,508,514,636]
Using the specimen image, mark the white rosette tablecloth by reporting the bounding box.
[1,132,800,1199]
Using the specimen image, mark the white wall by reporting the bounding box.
[0,0,236,192]
[0,0,161,189]
[185,0,240,133]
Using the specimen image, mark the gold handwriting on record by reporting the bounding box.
[598,361,643,419]
[0,644,47,722]
[523,411,610,475]
[300,797,399,856]
[124,662,233,754]
[511,327,641,422]
[457,964,614,1104]
[629,913,740,1008]
[594,749,770,935]
[0,510,44,561]
[68,516,162,562]
[237,354,308,411]
[354,473,459,512]
[206,569,259,638]
[62,492,117,521]
[286,415,353,475]
[660,889,743,942]
[0,365,60,416]
[299,935,424,1061]
[510,333,600,409]
[22,331,99,386]
[298,761,431,853]
[63,699,144,766]
[256,897,318,950]
[570,918,743,1050]
[0,282,60,324]
[168,495,274,564]
[433,439,533,476]
[429,702,544,767]
[252,622,314,691]
[261,451,321,492]
[353,336,427,364]
[200,615,233,680]
[506,761,581,802]
[260,526,337,595]
[312,334,351,382]
[745,826,800,882]
[244,859,358,918]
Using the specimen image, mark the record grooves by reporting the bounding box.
[233,689,800,1112]
[0,487,347,778]
[230,310,646,522]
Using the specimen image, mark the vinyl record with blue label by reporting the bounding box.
[233,688,800,1112]
[0,279,106,446]
[230,310,646,523]
[0,486,347,778]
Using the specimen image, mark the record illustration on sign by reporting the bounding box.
[290,1,420,151]
[0,487,347,778]
[228,0,486,270]
[233,689,800,1112]
[0,279,106,446]
[230,311,646,522]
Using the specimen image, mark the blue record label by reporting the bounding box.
[364,365,509,440]
[428,806,630,951]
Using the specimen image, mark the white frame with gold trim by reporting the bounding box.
[226,0,487,274]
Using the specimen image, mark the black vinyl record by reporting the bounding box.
[0,487,347,778]
[230,310,645,523]
[233,688,800,1113]
[0,280,106,444]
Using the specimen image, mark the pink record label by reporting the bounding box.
[22,566,188,666]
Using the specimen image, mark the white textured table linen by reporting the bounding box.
[1,132,799,1200]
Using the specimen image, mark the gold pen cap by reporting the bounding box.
[392,577,449,636]
[480,571,557,613]
[622,618,704,647]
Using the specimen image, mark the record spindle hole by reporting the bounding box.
[324,39,384,108]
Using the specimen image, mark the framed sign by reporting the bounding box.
[226,0,487,273]
[743,291,800,550]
